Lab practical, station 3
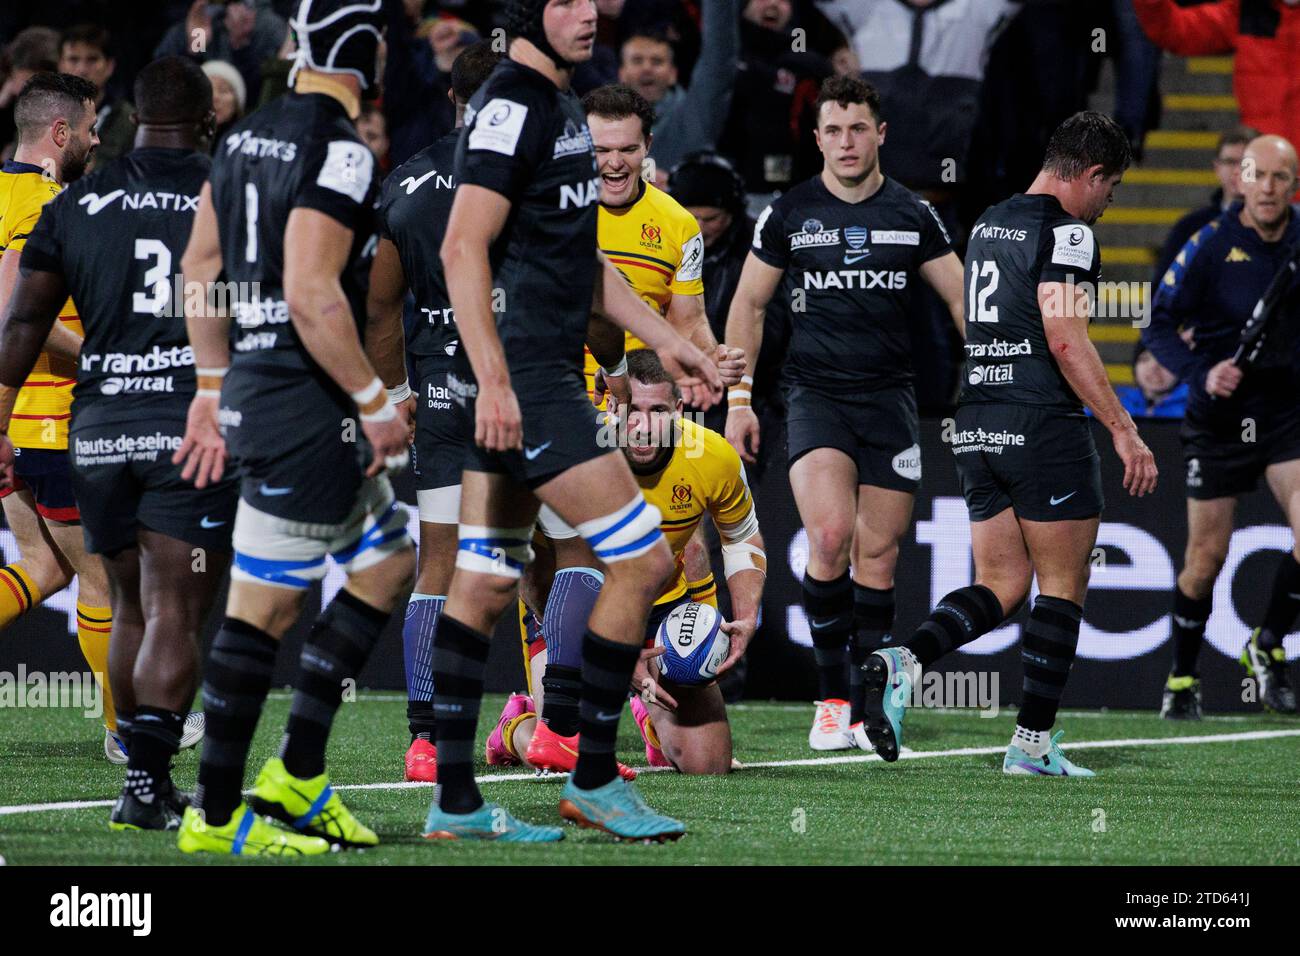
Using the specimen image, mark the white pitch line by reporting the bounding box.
[2,728,1298,818]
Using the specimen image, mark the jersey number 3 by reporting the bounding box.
[132,239,172,316]
[967,260,999,323]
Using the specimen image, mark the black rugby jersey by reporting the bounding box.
[21,147,210,428]
[750,174,951,394]
[207,90,378,370]
[378,129,459,359]
[959,193,1102,415]
[454,59,600,378]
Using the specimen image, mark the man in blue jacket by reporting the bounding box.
[1142,134,1300,719]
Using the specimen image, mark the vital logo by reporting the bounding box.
[49,885,151,936]
[967,364,1015,386]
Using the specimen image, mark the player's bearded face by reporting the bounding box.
[60,102,99,183]
[622,380,680,466]
[590,114,646,206]
[544,0,598,64]
[815,102,881,183]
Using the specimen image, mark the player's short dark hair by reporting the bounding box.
[1217,125,1258,156]
[451,40,502,105]
[134,56,212,126]
[60,23,114,58]
[621,29,675,62]
[813,74,882,126]
[626,349,681,401]
[582,84,656,141]
[1042,111,1132,181]
[13,72,97,144]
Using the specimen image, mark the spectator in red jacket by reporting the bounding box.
[1134,0,1300,155]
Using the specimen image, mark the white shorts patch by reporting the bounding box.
[892,444,923,482]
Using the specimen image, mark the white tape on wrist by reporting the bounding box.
[387,380,412,404]
[351,377,384,407]
[361,403,397,423]
[601,356,628,378]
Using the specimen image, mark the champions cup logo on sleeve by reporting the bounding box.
[1051,223,1095,269]
[469,99,529,156]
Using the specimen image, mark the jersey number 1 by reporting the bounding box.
[967,260,999,323]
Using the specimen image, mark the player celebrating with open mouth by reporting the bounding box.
[725,75,965,752]
[860,112,1158,777]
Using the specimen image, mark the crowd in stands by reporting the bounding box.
[2,1,1297,417]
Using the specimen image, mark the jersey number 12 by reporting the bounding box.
[967,260,999,323]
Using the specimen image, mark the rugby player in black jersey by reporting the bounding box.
[0,57,228,830]
[422,0,720,843]
[172,0,415,856]
[860,112,1158,777]
[724,75,965,752]
[366,41,502,784]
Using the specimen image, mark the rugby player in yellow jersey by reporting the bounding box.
[493,351,765,774]
[513,85,745,773]
[0,73,125,760]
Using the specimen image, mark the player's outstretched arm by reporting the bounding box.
[175,181,233,488]
[441,183,520,451]
[723,252,782,463]
[0,262,70,488]
[919,250,967,341]
[365,237,416,438]
[284,207,407,476]
[593,251,722,409]
[1039,280,1158,497]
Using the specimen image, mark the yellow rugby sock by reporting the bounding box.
[687,573,719,610]
[0,563,41,627]
[76,601,116,732]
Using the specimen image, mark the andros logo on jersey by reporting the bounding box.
[656,602,730,684]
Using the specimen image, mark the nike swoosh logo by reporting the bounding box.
[595,710,621,722]
[401,170,439,195]
[258,484,293,496]
[78,189,125,215]
[808,619,836,630]
[844,253,870,264]
[199,516,226,529]
[524,441,552,461]
[1049,492,1077,506]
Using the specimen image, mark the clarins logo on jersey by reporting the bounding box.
[964,339,1032,358]
[802,269,907,290]
[78,190,199,215]
[224,129,298,161]
[559,176,601,209]
[553,119,593,158]
[789,217,840,249]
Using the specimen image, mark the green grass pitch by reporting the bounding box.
[1,694,1297,865]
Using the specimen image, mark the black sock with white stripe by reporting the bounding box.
[1171,587,1212,678]
[126,705,184,802]
[432,614,491,814]
[1017,595,1083,732]
[194,618,279,827]
[280,589,388,779]
[573,629,639,791]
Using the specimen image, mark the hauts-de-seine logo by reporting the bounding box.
[843,225,869,264]
[790,217,840,250]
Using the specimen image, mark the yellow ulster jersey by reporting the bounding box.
[0,162,81,449]
[638,417,757,605]
[584,181,705,398]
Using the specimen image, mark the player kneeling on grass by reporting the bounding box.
[488,349,764,775]
[859,112,1158,777]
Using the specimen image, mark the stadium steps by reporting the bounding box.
[1087,53,1235,376]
